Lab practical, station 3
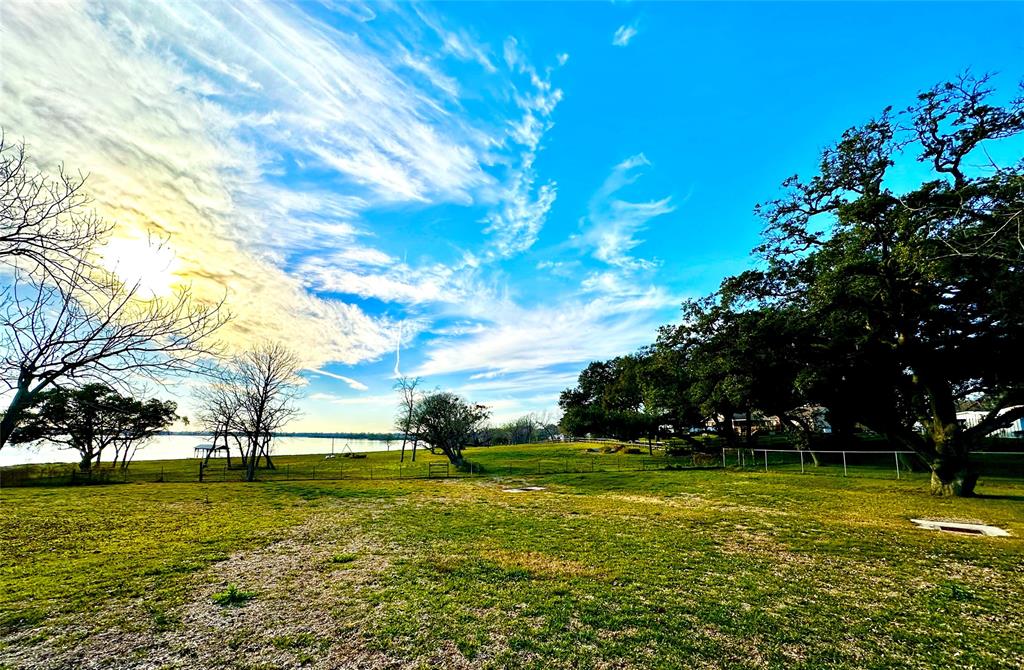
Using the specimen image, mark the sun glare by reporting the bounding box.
[98,237,181,297]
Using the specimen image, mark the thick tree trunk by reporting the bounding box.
[0,381,32,449]
[926,419,977,497]
[930,463,978,497]
[446,447,464,469]
[717,413,738,448]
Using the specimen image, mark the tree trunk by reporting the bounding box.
[720,412,738,447]
[926,419,977,497]
[262,437,274,469]
[245,438,258,482]
[0,381,32,449]
[400,435,407,463]
[930,463,978,497]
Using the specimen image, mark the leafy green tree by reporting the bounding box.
[747,73,1024,495]
[413,392,489,468]
[10,384,177,471]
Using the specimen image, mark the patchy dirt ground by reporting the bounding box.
[1,502,424,670]
[3,472,1023,669]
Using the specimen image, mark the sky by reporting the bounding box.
[2,1,1022,432]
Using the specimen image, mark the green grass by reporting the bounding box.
[1,442,1022,669]
[4,440,1020,487]
[211,584,256,607]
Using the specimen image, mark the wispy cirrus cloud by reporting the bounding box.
[612,23,639,47]
[1,0,557,376]
[412,287,674,379]
[577,153,675,271]
[482,37,565,257]
[305,369,369,392]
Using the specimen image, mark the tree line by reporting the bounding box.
[559,74,1024,497]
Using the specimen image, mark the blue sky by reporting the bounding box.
[4,1,1023,431]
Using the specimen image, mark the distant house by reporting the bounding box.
[956,408,1024,438]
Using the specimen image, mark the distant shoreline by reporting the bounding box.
[159,431,400,441]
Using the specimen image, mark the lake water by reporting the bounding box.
[0,434,402,467]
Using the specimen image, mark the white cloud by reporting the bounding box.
[612,24,639,47]
[577,153,675,270]
[1,0,560,372]
[481,37,564,258]
[305,369,369,391]
[297,250,499,309]
[483,166,558,257]
[412,4,497,73]
[308,392,396,407]
[412,288,675,379]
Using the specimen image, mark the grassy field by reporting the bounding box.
[2,441,711,486]
[1,443,1022,669]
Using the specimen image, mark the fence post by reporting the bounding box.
[800,450,805,474]
[894,452,900,480]
[842,451,847,477]
[722,448,726,468]
[764,450,768,472]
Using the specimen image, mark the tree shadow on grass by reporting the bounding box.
[973,493,1024,502]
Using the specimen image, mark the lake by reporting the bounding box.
[0,434,403,467]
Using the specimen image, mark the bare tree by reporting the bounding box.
[194,378,242,467]
[393,376,422,463]
[228,343,302,482]
[0,264,228,448]
[530,411,560,441]
[0,139,229,449]
[0,134,111,284]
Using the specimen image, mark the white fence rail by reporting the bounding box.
[722,448,1020,479]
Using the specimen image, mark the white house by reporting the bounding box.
[956,408,1024,438]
